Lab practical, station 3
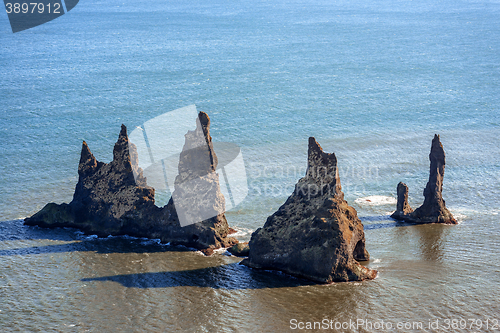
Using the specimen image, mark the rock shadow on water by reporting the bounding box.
[394,222,448,262]
[81,263,315,290]
[0,219,81,242]
[360,216,418,230]
[0,222,195,256]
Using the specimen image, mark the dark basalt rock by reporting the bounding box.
[392,134,457,224]
[172,111,226,228]
[25,112,237,253]
[242,137,377,283]
[390,182,413,220]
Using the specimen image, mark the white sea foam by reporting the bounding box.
[354,195,397,206]
[140,238,162,246]
[213,247,229,254]
[452,212,467,222]
[230,227,254,238]
[118,234,140,240]
[448,207,477,221]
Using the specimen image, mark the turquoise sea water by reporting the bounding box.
[1,0,499,331]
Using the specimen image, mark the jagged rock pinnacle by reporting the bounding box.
[242,137,376,283]
[392,134,456,224]
[25,115,237,253]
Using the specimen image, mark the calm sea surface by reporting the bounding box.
[1,0,499,331]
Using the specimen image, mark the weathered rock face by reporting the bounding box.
[242,137,377,283]
[25,112,237,253]
[172,111,226,227]
[392,134,456,224]
[68,125,155,234]
[390,182,413,220]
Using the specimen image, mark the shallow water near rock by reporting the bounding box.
[1,213,499,332]
[1,0,499,331]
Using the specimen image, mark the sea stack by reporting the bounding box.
[391,134,456,224]
[242,137,377,283]
[390,182,413,220]
[171,111,225,228]
[25,112,237,253]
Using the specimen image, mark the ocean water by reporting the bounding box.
[1,0,499,331]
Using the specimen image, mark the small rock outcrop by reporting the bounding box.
[391,134,456,224]
[25,112,237,253]
[390,182,413,220]
[228,242,250,257]
[242,137,377,283]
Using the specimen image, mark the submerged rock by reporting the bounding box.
[25,112,237,253]
[242,137,377,283]
[392,134,456,224]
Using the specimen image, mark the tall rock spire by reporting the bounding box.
[78,141,100,177]
[242,137,376,283]
[392,134,456,224]
[171,111,226,227]
[391,182,413,220]
[25,115,237,253]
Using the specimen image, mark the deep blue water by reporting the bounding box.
[1,0,499,222]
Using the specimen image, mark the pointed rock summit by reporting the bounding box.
[69,124,154,231]
[242,137,377,283]
[391,134,456,224]
[172,111,226,227]
[25,112,237,253]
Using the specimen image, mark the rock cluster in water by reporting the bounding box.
[24,114,458,284]
[391,134,456,224]
[25,112,237,254]
[242,137,377,283]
